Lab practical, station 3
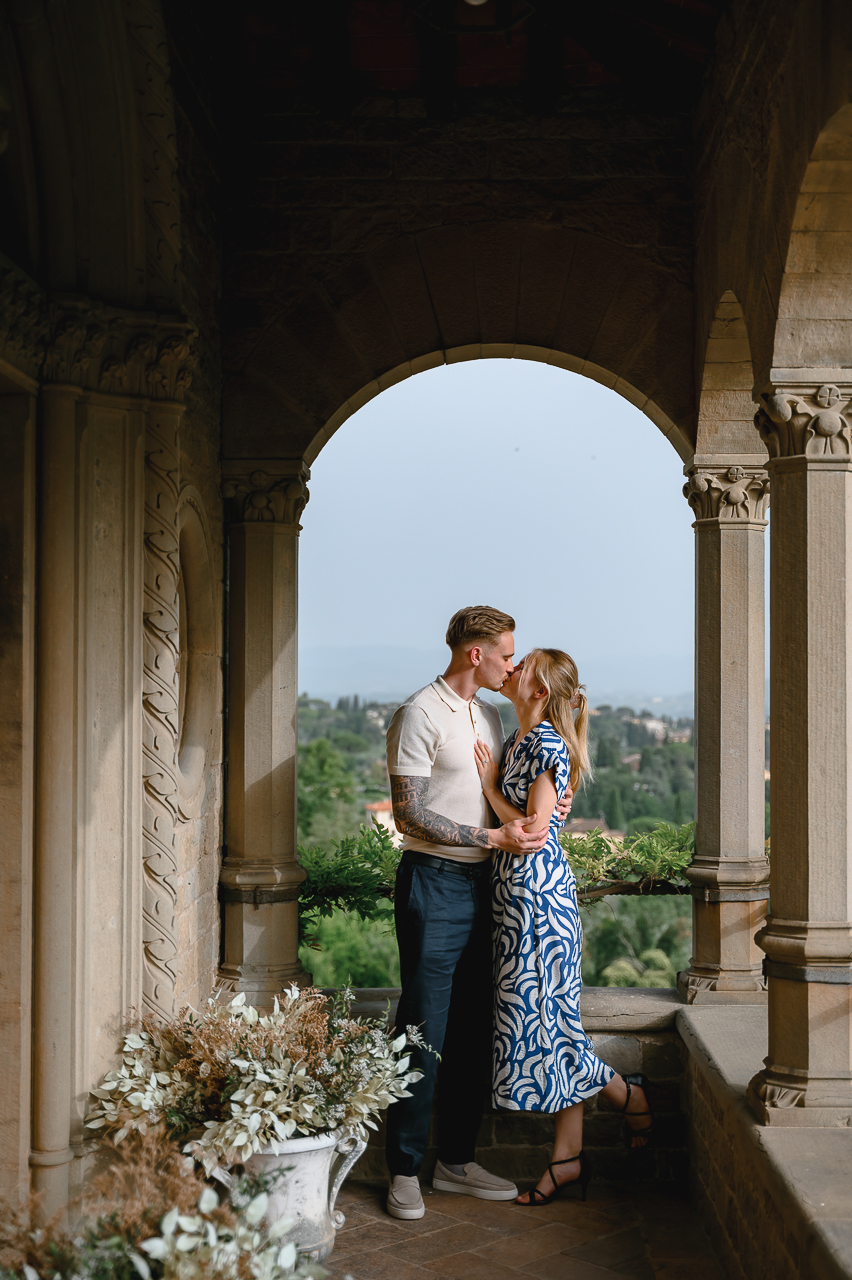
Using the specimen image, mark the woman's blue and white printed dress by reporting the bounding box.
[492,720,614,1112]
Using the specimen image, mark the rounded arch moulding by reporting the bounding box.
[304,348,693,468]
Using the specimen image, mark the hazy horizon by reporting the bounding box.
[298,359,697,712]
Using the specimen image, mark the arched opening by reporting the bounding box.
[297,356,695,991]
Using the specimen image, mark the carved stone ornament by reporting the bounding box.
[755,383,852,459]
[0,257,196,399]
[747,1070,806,1111]
[222,468,311,526]
[142,415,181,1017]
[683,464,770,522]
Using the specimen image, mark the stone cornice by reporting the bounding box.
[0,260,197,400]
[755,381,852,461]
[683,462,770,523]
[222,460,311,526]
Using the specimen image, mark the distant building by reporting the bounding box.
[621,753,642,772]
[365,798,402,848]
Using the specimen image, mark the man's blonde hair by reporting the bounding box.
[445,605,515,651]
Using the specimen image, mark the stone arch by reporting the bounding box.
[223,225,695,463]
[696,290,765,458]
[773,103,852,374]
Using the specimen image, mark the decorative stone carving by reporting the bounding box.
[755,383,852,459]
[0,266,50,380]
[683,464,769,522]
[222,468,311,525]
[0,259,196,397]
[142,413,181,1018]
[747,1071,805,1112]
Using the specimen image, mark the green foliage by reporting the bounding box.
[296,738,356,841]
[605,786,625,831]
[582,895,692,988]
[300,912,401,988]
[572,706,694,831]
[561,821,695,901]
[297,821,400,945]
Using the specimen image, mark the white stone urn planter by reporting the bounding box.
[214,1130,367,1262]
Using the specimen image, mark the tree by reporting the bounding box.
[297,738,356,840]
[606,786,625,831]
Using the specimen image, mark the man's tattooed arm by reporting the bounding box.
[391,776,491,848]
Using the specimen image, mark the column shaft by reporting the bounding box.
[219,463,310,1005]
[31,387,79,1217]
[680,461,770,1002]
[748,380,852,1124]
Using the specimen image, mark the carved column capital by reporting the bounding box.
[222,460,311,527]
[683,462,770,523]
[755,380,852,461]
[0,261,198,398]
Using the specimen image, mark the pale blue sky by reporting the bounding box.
[298,359,698,711]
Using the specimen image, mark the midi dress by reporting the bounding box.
[492,720,615,1112]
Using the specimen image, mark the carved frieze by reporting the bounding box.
[222,466,311,526]
[755,382,852,459]
[0,259,196,398]
[142,414,181,1018]
[683,464,770,522]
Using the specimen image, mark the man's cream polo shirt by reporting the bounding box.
[386,676,504,864]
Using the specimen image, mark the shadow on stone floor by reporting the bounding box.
[323,1178,724,1279]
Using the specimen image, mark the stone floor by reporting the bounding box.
[323,1178,724,1279]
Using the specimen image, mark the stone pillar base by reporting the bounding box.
[678,968,766,1004]
[747,1068,852,1126]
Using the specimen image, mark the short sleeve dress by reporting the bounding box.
[492,720,615,1112]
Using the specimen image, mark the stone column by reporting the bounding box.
[31,385,79,1219]
[748,379,852,1124]
[0,393,36,1205]
[219,461,310,1004]
[679,459,770,1003]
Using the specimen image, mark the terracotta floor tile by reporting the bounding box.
[426,1193,546,1235]
[327,1252,435,1279]
[328,1220,414,1255]
[611,1258,657,1279]
[509,1203,631,1235]
[424,1250,541,1279]
[473,1222,597,1265]
[650,1261,725,1280]
[381,1221,506,1264]
[520,1255,619,1278]
[564,1226,648,1269]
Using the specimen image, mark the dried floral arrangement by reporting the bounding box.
[85,986,424,1175]
[0,1127,331,1280]
[560,821,696,902]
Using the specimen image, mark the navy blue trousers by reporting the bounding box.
[385,855,492,1177]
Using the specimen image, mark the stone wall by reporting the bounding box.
[348,989,687,1185]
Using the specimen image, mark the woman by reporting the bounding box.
[474,648,652,1205]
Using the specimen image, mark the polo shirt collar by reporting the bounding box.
[433,675,479,713]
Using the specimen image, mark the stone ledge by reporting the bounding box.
[677,1005,852,1280]
[345,985,684,1031]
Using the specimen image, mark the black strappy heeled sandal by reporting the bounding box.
[619,1073,655,1149]
[517,1150,592,1206]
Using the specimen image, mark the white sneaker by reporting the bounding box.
[387,1174,426,1220]
[432,1159,518,1201]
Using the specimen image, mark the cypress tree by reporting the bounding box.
[607,786,626,831]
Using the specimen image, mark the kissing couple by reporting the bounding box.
[384,605,653,1217]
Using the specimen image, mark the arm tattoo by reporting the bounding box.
[391,775,491,848]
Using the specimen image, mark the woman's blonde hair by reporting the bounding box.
[525,648,591,790]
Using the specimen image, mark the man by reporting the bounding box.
[384,605,568,1220]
